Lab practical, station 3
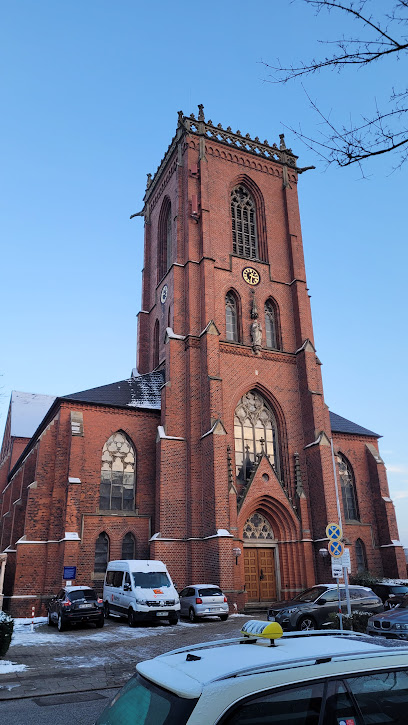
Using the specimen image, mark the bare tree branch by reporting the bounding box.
[264,0,408,168]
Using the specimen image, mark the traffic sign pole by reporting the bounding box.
[330,437,351,622]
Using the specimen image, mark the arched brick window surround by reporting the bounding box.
[230,175,268,263]
[99,432,136,512]
[337,452,360,522]
[121,532,136,560]
[264,297,281,350]
[234,390,281,483]
[355,538,367,572]
[94,532,109,573]
[153,319,160,369]
[225,289,241,342]
[157,196,172,283]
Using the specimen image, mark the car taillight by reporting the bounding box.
[224,597,228,603]
[97,598,103,604]
[63,599,71,607]
[196,597,203,604]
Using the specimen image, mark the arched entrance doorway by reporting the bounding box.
[243,512,278,602]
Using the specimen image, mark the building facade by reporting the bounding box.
[0,107,405,616]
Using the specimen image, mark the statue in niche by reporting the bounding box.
[250,290,262,354]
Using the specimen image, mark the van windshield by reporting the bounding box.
[133,572,171,589]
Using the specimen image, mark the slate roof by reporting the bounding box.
[329,411,380,438]
[63,371,164,410]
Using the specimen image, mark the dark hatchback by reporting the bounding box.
[47,586,104,631]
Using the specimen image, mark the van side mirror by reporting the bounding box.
[124,583,131,592]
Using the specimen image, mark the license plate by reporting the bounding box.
[156,612,167,617]
[79,604,93,609]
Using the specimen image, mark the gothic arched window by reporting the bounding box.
[264,299,278,349]
[234,391,280,482]
[99,432,136,511]
[243,512,275,540]
[337,453,359,521]
[355,538,367,572]
[158,198,172,282]
[231,185,258,259]
[225,291,239,342]
[94,532,109,573]
[153,320,160,369]
[121,532,136,560]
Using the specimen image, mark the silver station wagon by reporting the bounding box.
[179,584,229,622]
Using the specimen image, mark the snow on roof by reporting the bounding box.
[10,391,56,438]
[138,632,395,697]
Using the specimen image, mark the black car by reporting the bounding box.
[267,584,383,631]
[371,582,408,609]
[47,586,104,631]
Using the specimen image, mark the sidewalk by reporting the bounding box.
[0,614,252,700]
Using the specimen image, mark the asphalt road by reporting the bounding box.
[0,688,119,725]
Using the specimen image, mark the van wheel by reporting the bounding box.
[188,608,197,623]
[128,608,137,627]
[297,615,316,631]
[169,613,178,625]
[104,602,110,618]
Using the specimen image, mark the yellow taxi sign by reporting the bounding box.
[241,620,283,641]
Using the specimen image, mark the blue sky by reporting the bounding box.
[1,1,407,546]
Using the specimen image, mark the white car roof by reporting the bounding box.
[137,630,408,699]
[107,559,168,572]
[185,584,223,589]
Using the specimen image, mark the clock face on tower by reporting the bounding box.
[242,267,260,286]
[160,285,168,304]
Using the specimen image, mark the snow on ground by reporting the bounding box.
[0,660,28,674]
[9,614,249,647]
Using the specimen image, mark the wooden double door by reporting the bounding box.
[244,547,277,602]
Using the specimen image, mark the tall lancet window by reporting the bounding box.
[234,391,280,483]
[337,453,359,521]
[225,291,239,342]
[265,300,278,349]
[231,185,258,259]
[158,197,172,282]
[99,432,136,511]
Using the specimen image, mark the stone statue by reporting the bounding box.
[251,319,262,354]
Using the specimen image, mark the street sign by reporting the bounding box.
[63,566,76,580]
[331,559,343,578]
[340,548,351,572]
[326,523,342,541]
[328,539,344,558]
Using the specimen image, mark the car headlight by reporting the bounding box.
[280,607,300,615]
[394,623,408,630]
[136,599,147,605]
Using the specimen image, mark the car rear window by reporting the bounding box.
[133,572,171,589]
[95,672,198,725]
[390,586,408,595]
[198,588,223,597]
[69,589,97,601]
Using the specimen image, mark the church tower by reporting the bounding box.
[135,106,404,608]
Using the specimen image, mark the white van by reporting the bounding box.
[103,559,180,626]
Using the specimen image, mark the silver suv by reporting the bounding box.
[96,622,408,724]
[267,584,383,630]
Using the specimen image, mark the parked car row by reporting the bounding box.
[47,559,230,631]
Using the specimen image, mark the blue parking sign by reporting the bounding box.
[63,566,76,580]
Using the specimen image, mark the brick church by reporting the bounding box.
[1,107,405,617]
